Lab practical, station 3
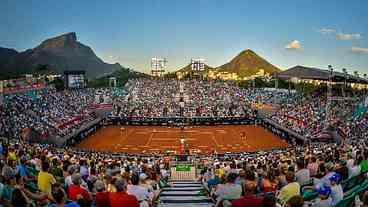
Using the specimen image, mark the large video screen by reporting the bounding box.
[67,74,86,88]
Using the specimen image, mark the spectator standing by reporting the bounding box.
[109,178,139,207]
[277,172,300,205]
[68,173,92,206]
[38,161,56,195]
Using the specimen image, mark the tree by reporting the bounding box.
[49,77,65,91]
[87,67,148,88]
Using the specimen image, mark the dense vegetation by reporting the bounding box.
[87,67,148,88]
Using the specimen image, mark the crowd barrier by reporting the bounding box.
[107,116,257,126]
[260,118,306,144]
[48,118,104,147]
[170,162,197,181]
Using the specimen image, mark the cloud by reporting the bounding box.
[351,47,368,54]
[103,54,119,63]
[318,28,336,34]
[285,40,301,50]
[317,28,362,41]
[336,33,362,40]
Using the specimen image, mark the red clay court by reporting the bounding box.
[76,125,288,154]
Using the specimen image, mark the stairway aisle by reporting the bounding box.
[159,181,214,207]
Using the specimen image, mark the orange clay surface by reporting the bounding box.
[76,125,288,154]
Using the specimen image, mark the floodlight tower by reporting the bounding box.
[151,57,167,77]
[190,58,206,79]
[325,65,334,128]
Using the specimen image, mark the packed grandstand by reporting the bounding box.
[0,77,367,207]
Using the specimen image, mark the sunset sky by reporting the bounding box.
[1,0,368,74]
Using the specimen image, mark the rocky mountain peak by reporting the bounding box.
[38,32,78,49]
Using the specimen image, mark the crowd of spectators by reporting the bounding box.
[0,138,366,206]
[111,78,260,119]
[1,77,367,144]
[0,78,368,207]
[0,141,171,207]
[0,88,113,140]
[112,78,181,118]
[270,89,368,140]
[200,140,368,207]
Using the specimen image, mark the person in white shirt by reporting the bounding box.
[329,173,343,206]
[310,185,333,207]
[127,173,150,207]
[295,159,310,186]
[348,159,361,178]
[214,172,242,207]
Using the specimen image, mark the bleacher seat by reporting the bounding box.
[333,193,355,207]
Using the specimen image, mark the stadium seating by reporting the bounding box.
[0,78,367,207]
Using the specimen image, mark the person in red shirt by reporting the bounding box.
[68,173,92,206]
[109,177,139,207]
[231,182,264,207]
[94,179,110,207]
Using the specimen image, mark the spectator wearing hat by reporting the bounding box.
[319,162,335,186]
[95,180,110,207]
[309,184,332,207]
[127,173,150,207]
[139,173,155,203]
[37,161,56,195]
[68,173,92,206]
[277,172,300,205]
[329,173,343,205]
[109,178,139,207]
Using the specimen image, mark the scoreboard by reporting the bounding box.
[64,71,86,89]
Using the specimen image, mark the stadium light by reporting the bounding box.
[191,58,206,79]
[191,58,205,71]
[151,57,167,77]
[326,65,334,127]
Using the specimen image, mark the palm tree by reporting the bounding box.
[342,68,347,97]
[354,71,359,78]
